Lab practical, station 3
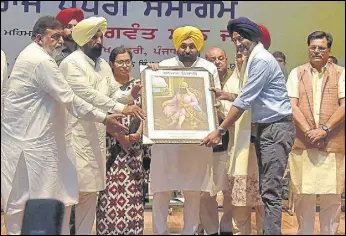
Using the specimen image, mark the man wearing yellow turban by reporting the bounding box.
[147,26,221,235]
[59,16,145,234]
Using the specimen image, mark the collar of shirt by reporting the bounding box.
[309,63,328,77]
[32,42,51,57]
[78,49,101,68]
[174,56,200,67]
[221,69,234,89]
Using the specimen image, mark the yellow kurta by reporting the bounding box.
[287,65,345,194]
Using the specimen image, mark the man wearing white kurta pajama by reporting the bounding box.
[59,17,144,235]
[148,26,221,235]
[1,16,128,235]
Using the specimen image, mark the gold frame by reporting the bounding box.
[141,66,219,144]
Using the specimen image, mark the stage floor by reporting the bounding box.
[1,199,345,235]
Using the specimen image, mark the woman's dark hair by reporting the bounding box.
[31,16,63,39]
[307,31,333,48]
[109,45,133,63]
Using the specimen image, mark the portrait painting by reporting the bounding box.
[141,67,218,144]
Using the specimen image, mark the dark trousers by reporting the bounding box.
[254,120,295,235]
[69,205,75,235]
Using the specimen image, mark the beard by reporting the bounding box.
[84,44,103,59]
[91,44,103,58]
[178,53,197,63]
[51,46,62,58]
[63,34,74,42]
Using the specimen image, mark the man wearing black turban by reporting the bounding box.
[201,17,295,235]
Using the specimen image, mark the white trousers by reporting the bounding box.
[294,194,341,235]
[232,206,264,235]
[74,192,98,235]
[5,205,72,235]
[153,191,201,235]
[199,190,233,234]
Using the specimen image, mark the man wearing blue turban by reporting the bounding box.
[201,17,295,235]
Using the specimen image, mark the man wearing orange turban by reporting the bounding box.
[147,26,222,235]
[55,8,84,65]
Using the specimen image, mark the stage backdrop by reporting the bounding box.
[1,1,345,78]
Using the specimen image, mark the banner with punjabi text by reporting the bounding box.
[1,1,345,78]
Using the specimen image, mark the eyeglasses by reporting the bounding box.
[309,46,328,53]
[114,60,132,67]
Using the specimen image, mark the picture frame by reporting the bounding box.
[141,66,219,144]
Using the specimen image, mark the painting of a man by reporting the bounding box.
[163,80,203,129]
[153,78,208,130]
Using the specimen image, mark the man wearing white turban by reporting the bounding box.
[147,26,221,235]
[59,16,145,234]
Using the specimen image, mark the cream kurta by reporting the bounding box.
[150,56,221,194]
[59,50,133,192]
[1,43,106,213]
[287,65,345,194]
[222,65,263,206]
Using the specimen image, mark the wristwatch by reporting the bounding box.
[321,125,330,134]
[217,127,227,136]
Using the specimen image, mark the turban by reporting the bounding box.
[258,24,271,50]
[172,26,204,52]
[227,17,262,42]
[72,17,107,47]
[56,8,84,26]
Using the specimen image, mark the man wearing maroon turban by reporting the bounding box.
[55,8,84,65]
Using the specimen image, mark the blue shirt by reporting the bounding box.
[232,49,292,123]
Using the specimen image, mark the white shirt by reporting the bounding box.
[59,50,133,192]
[1,43,106,212]
[150,56,221,194]
[1,50,8,115]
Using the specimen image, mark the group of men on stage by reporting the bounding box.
[1,7,344,236]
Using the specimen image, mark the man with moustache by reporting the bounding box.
[201,17,295,235]
[147,26,221,235]
[286,31,345,235]
[1,16,128,235]
[55,8,84,66]
[59,17,145,234]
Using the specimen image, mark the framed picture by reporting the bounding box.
[141,67,219,144]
